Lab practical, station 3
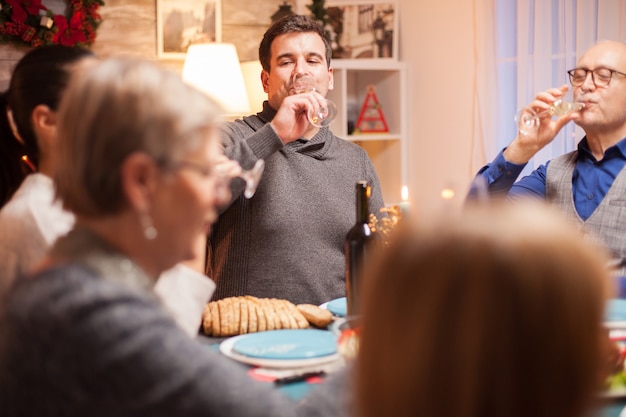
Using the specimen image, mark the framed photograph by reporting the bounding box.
[156,0,222,59]
[325,0,398,61]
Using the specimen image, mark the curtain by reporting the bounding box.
[473,0,626,175]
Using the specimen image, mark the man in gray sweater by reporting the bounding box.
[207,15,385,305]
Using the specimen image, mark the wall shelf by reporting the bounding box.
[327,60,408,203]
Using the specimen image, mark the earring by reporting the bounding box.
[139,212,158,240]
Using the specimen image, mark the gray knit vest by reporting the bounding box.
[546,151,626,268]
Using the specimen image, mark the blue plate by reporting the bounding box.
[606,299,626,323]
[326,297,347,317]
[231,329,337,360]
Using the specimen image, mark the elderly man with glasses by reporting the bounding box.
[469,40,626,273]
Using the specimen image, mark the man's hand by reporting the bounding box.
[505,85,577,164]
[269,91,326,143]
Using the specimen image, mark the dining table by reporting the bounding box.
[197,295,626,417]
[196,334,341,400]
[196,296,350,400]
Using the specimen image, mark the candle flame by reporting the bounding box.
[441,188,455,200]
[401,185,409,202]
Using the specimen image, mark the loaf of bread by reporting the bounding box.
[202,296,313,337]
[296,304,334,328]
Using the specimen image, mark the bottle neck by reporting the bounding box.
[355,181,370,224]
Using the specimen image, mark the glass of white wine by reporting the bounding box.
[216,159,265,199]
[515,91,584,136]
[291,73,338,128]
[238,159,265,199]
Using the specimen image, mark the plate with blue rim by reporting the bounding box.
[605,299,626,330]
[219,329,340,368]
[321,297,347,318]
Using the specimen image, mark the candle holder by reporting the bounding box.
[368,205,402,247]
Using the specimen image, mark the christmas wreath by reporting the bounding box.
[0,0,104,48]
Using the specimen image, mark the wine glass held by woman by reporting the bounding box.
[357,200,612,417]
[0,57,348,416]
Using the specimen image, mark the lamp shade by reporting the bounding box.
[240,60,266,114]
[182,43,250,116]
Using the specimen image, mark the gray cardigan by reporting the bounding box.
[0,228,349,416]
[208,102,386,305]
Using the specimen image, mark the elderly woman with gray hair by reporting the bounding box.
[0,57,346,417]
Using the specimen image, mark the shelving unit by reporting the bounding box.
[327,59,407,204]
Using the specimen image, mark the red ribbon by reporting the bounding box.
[52,9,87,46]
[5,0,47,24]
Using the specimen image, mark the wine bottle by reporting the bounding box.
[344,180,376,317]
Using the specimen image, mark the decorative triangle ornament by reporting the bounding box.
[354,85,389,133]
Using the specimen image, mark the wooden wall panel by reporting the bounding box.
[0,0,289,89]
[0,45,30,90]
[92,0,157,59]
[0,0,158,90]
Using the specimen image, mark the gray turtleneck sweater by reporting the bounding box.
[207,102,386,305]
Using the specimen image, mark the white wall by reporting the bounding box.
[399,0,477,218]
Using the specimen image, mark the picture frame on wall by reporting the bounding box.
[156,0,222,59]
[325,0,398,62]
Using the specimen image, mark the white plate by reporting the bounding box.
[220,332,340,369]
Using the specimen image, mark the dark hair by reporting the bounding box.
[258,14,332,72]
[0,45,93,207]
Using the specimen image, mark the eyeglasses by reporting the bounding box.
[160,159,228,186]
[567,67,626,87]
[168,160,215,178]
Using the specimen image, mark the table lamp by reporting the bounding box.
[182,43,250,117]
[240,60,266,114]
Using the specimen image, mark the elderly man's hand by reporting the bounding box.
[505,85,578,164]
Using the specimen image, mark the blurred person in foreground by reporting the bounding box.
[0,46,214,336]
[356,201,612,417]
[207,14,385,306]
[468,40,626,275]
[0,57,346,416]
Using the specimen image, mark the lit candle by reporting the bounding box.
[441,186,455,201]
[398,185,410,215]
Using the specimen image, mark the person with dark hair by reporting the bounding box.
[357,201,611,417]
[0,46,93,295]
[0,47,216,337]
[207,14,385,306]
[0,45,93,207]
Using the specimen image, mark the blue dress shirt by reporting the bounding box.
[471,137,626,221]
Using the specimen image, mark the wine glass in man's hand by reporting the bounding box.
[515,90,584,136]
[291,73,337,128]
